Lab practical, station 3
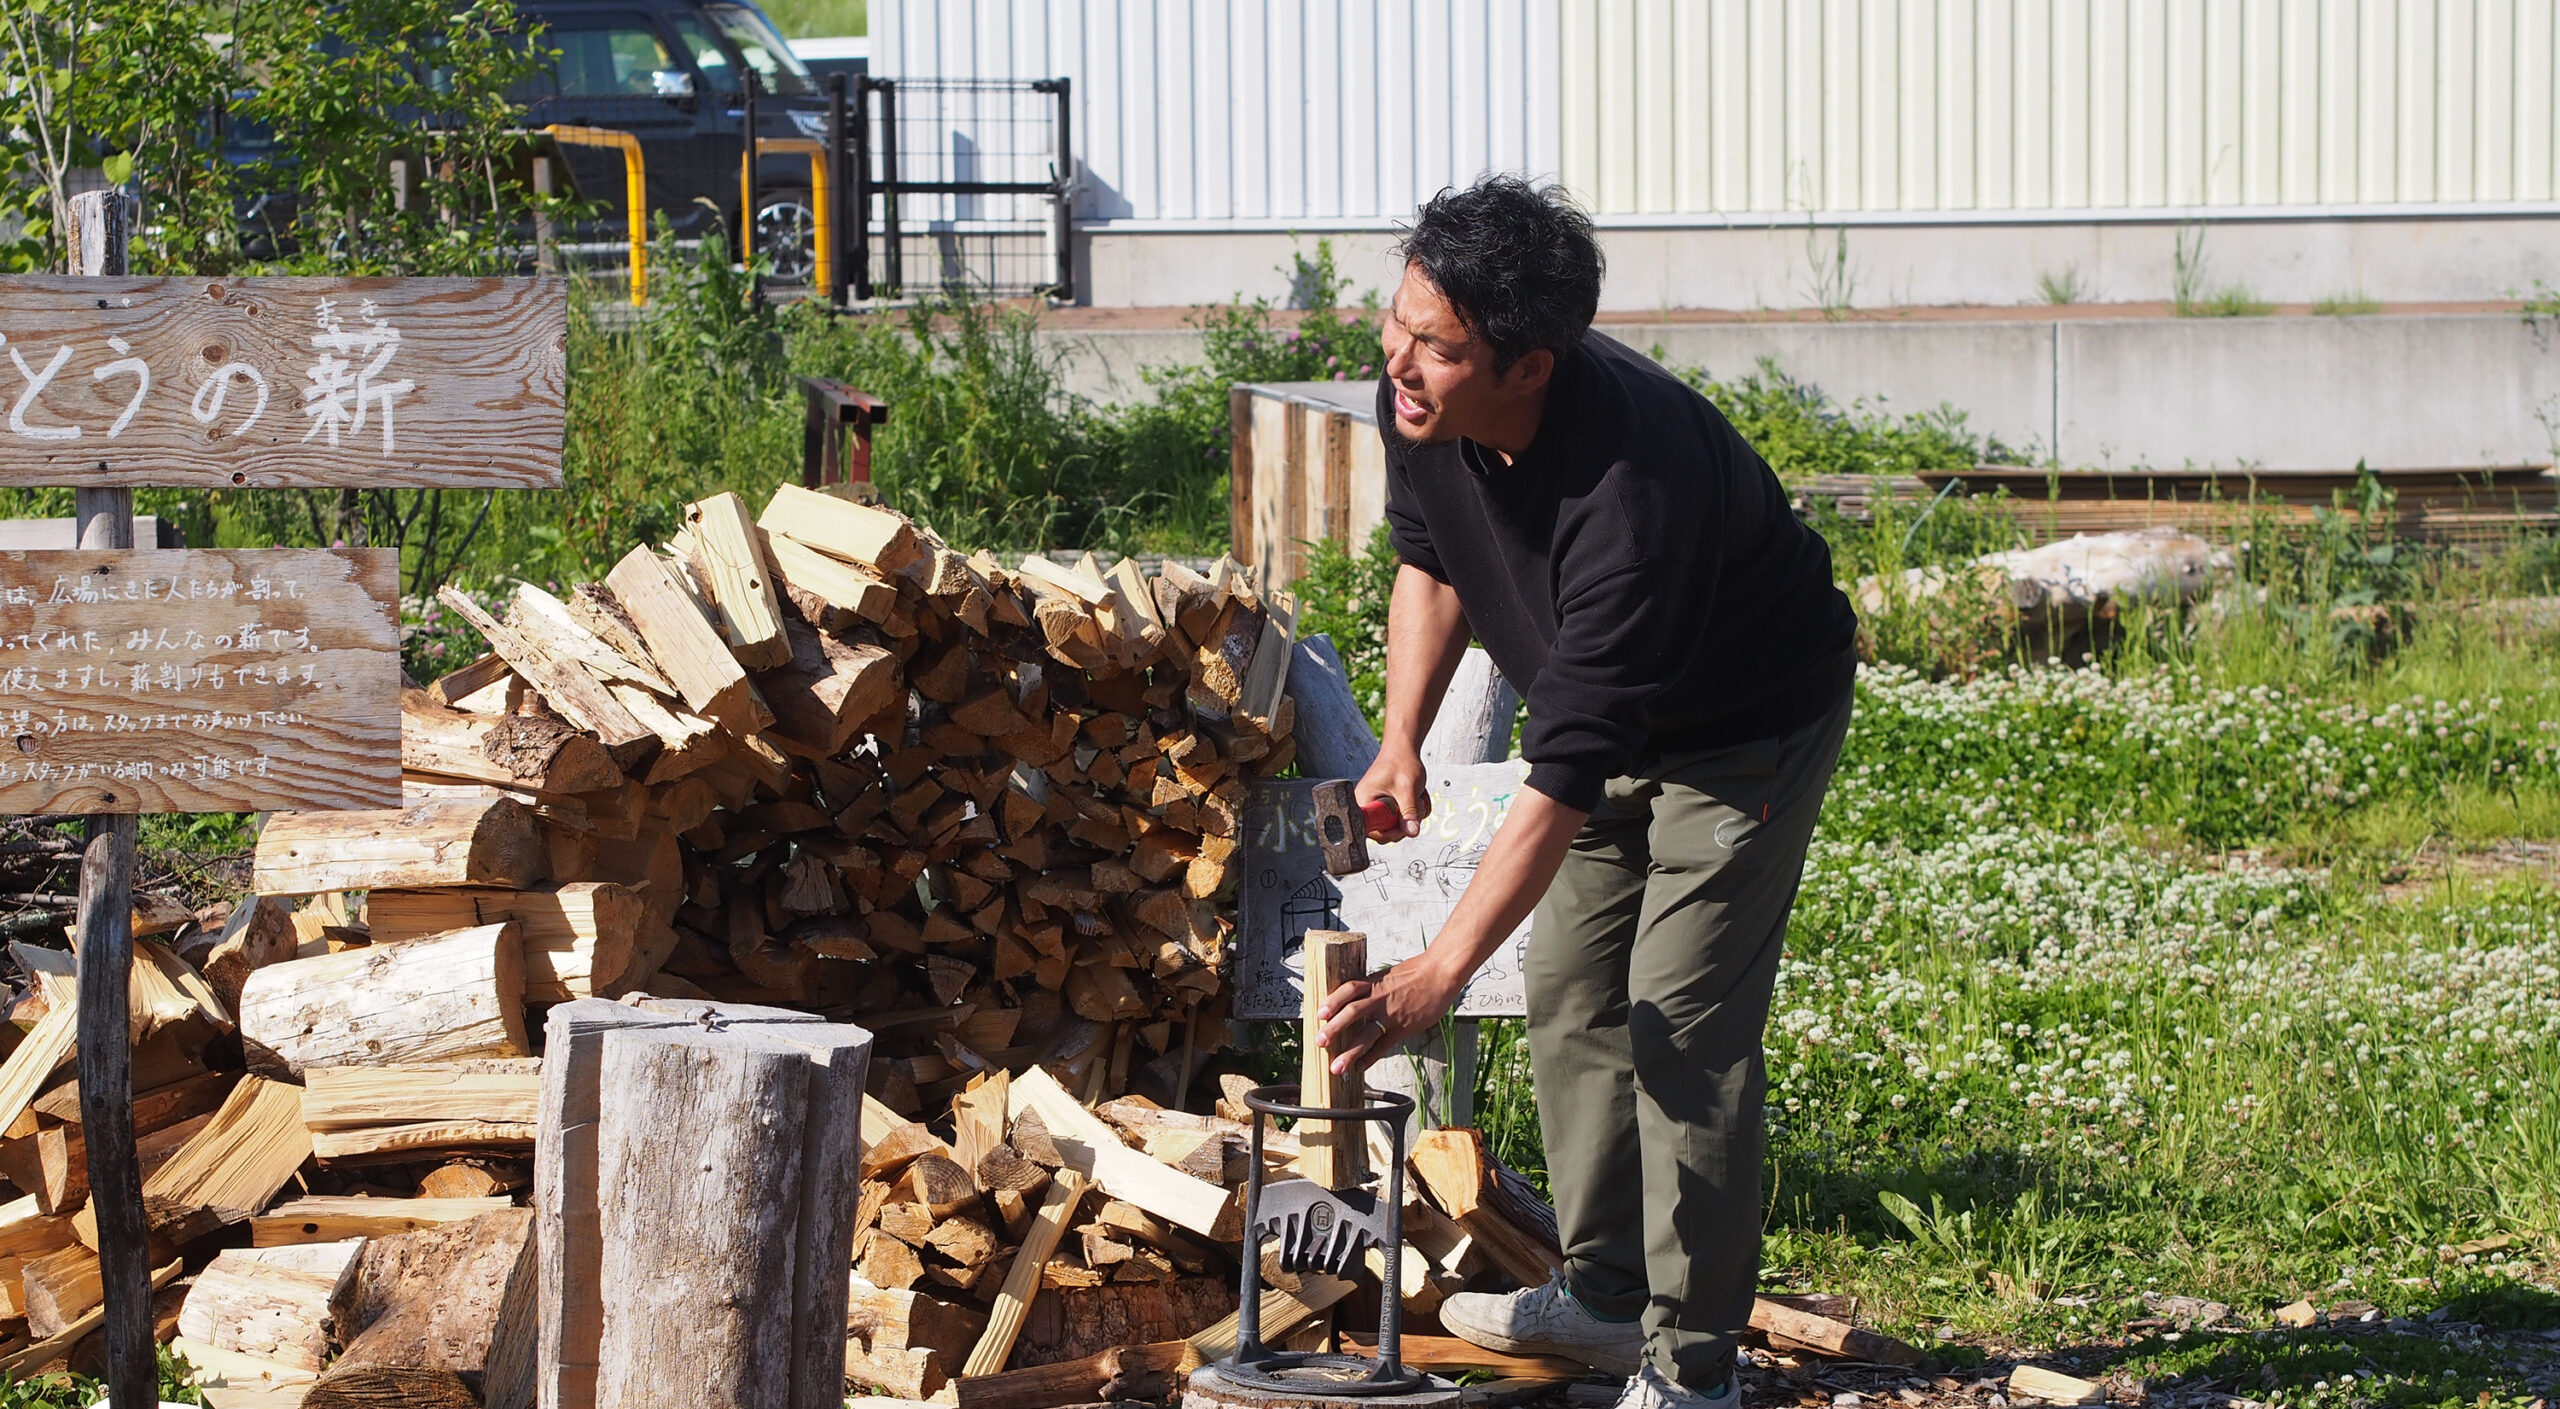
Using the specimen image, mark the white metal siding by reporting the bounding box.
[1558,0,2560,216]
[875,0,1562,227]
[876,0,2560,227]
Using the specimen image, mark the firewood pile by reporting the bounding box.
[0,481,1917,1404]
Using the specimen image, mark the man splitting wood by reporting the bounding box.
[1313,176,1858,1409]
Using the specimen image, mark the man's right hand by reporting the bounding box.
[1356,745,1429,841]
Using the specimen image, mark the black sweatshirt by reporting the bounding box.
[1380,330,1857,813]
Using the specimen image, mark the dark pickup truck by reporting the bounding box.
[518,0,837,280]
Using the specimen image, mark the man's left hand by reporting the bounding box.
[1315,953,1467,1076]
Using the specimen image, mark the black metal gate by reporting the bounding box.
[837,76,1073,304]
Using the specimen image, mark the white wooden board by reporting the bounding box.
[1236,761,1531,1019]
[0,275,565,488]
[0,548,400,813]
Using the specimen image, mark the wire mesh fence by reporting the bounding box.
[527,75,1073,305]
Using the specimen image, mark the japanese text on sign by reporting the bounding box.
[0,550,400,814]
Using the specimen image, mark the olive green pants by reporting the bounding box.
[1525,685,1853,1390]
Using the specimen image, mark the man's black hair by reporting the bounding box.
[1395,176,1604,371]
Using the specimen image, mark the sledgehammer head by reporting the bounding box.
[1310,780,1400,877]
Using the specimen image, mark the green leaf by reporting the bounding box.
[101,152,134,185]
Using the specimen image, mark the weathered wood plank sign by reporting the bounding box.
[1235,761,1533,1020]
[0,548,400,813]
[0,275,566,488]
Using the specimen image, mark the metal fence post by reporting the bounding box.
[741,70,761,299]
[877,78,902,298]
[849,77,874,301]
[827,72,850,308]
[1050,76,1074,302]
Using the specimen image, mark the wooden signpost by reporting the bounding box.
[13,192,566,1407]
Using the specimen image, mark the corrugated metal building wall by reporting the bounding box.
[1559,0,2560,219]
[879,0,2560,224]
[874,0,2560,306]
[875,1,1561,227]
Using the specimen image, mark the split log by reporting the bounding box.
[683,491,792,669]
[403,689,628,793]
[239,922,529,1077]
[758,483,923,577]
[951,1339,1191,1409]
[762,531,898,626]
[436,586,656,761]
[175,1239,365,1373]
[1296,931,1367,1188]
[202,894,301,1013]
[301,1063,543,1129]
[254,1196,515,1246]
[22,1242,102,1337]
[0,1005,76,1137]
[604,546,769,733]
[756,617,900,755]
[254,799,545,896]
[1408,1127,1563,1289]
[961,1166,1090,1376]
[311,1120,539,1163]
[0,1123,84,1212]
[303,1208,539,1409]
[1006,1067,1231,1239]
[368,884,647,1001]
[83,1073,309,1248]
[1749,1298,1924,1367]
[1182,1273,1355,1363]
[844,1282,986,1399]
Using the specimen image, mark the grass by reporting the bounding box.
[2316,293,2386,317]
[2038,267,2092,305]
[2174,224,2277,317]
[1420,577,2560,1377]
[755,0,862,39]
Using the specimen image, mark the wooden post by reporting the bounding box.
[65,186,154,1409]
[1298,930,1369,1189]
[533,155,559,273]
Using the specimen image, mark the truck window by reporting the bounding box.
[662,12,738,92]
[704,5,813,95]
[544,24,682,96]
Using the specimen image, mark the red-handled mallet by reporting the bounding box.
[1358,795,1403,841]
[1309,780,1405,877]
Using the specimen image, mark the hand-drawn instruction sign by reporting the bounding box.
[0,275,566,488]
[0,549,400,814]
[1236,760,1533,1020]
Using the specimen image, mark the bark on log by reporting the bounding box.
[238,922,529,1077]
[303,1207,540,1409]
[533,997,832,1409]
[367,884,645,1002]
[1417,648,1519,769]
[592,1020,870,1409]
[1279,635,1378,782]
[253,800,545,896]
[174,1239,365,1373]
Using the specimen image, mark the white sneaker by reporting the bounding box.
[1438,1275,1645,1376]
[1611,1363,1738,1409]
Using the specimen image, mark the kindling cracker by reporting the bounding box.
[1189,1084,1460,1409]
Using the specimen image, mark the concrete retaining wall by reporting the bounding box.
[1075,214,2560,313]
[1041,311,2560,473]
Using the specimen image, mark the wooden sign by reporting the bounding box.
[0,276,566,488]
[1235,762,1532,1020]
[0,549,401,813]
